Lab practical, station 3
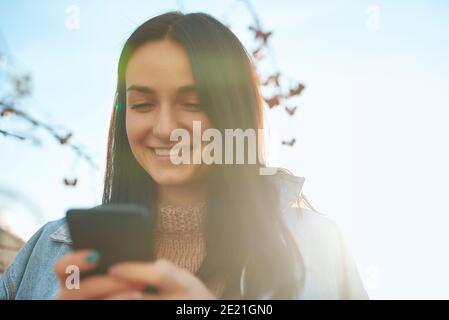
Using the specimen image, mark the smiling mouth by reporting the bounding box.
[147,146,193,159]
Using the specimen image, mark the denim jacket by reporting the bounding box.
[0,170,369,300]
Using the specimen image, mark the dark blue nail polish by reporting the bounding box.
[85,251,99,263]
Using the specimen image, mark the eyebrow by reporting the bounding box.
[126,84,197,95]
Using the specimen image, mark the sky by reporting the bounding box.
[1,0,449,299]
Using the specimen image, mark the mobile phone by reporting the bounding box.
[66,203,155,280]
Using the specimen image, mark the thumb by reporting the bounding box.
[54,249,99,284]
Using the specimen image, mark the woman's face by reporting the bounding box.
[125,40,213,188]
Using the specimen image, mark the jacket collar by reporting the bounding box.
[49,168,305,245]
[49,222,72,244]
[270,169,305,211]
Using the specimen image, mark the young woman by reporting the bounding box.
[0,12,368,300]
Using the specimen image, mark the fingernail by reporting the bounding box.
[85,251,99,263]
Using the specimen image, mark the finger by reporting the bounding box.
[139,292,184,300]
[54,249,99,285]
[58,274,132,300]
[108,260,182,292]
[103,291,144,300]
[105,291,173,300]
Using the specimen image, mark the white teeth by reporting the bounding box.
[152,146,191,157]
[154,148,173,156]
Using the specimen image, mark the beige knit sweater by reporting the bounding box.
[153,202,240,299]
[153,202,207,274]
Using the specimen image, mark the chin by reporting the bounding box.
[148,165,198,187]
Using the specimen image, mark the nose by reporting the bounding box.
[152,104,179,141]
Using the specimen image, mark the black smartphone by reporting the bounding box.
[66,203,155,279]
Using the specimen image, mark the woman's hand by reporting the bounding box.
[105,259,217,300]
[54,249,141,300]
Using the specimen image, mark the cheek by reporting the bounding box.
[199,115,214,138]
[185,112,214,132]
[126,113,150,145]
[200,114,213,130]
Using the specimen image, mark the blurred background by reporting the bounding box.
[1,0,448,299]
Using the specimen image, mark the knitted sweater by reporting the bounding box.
[153,202,207,274]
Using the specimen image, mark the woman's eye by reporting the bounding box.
[182,103,201,110]
[131,103,155,110]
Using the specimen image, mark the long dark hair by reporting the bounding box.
[102,11,304,299]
